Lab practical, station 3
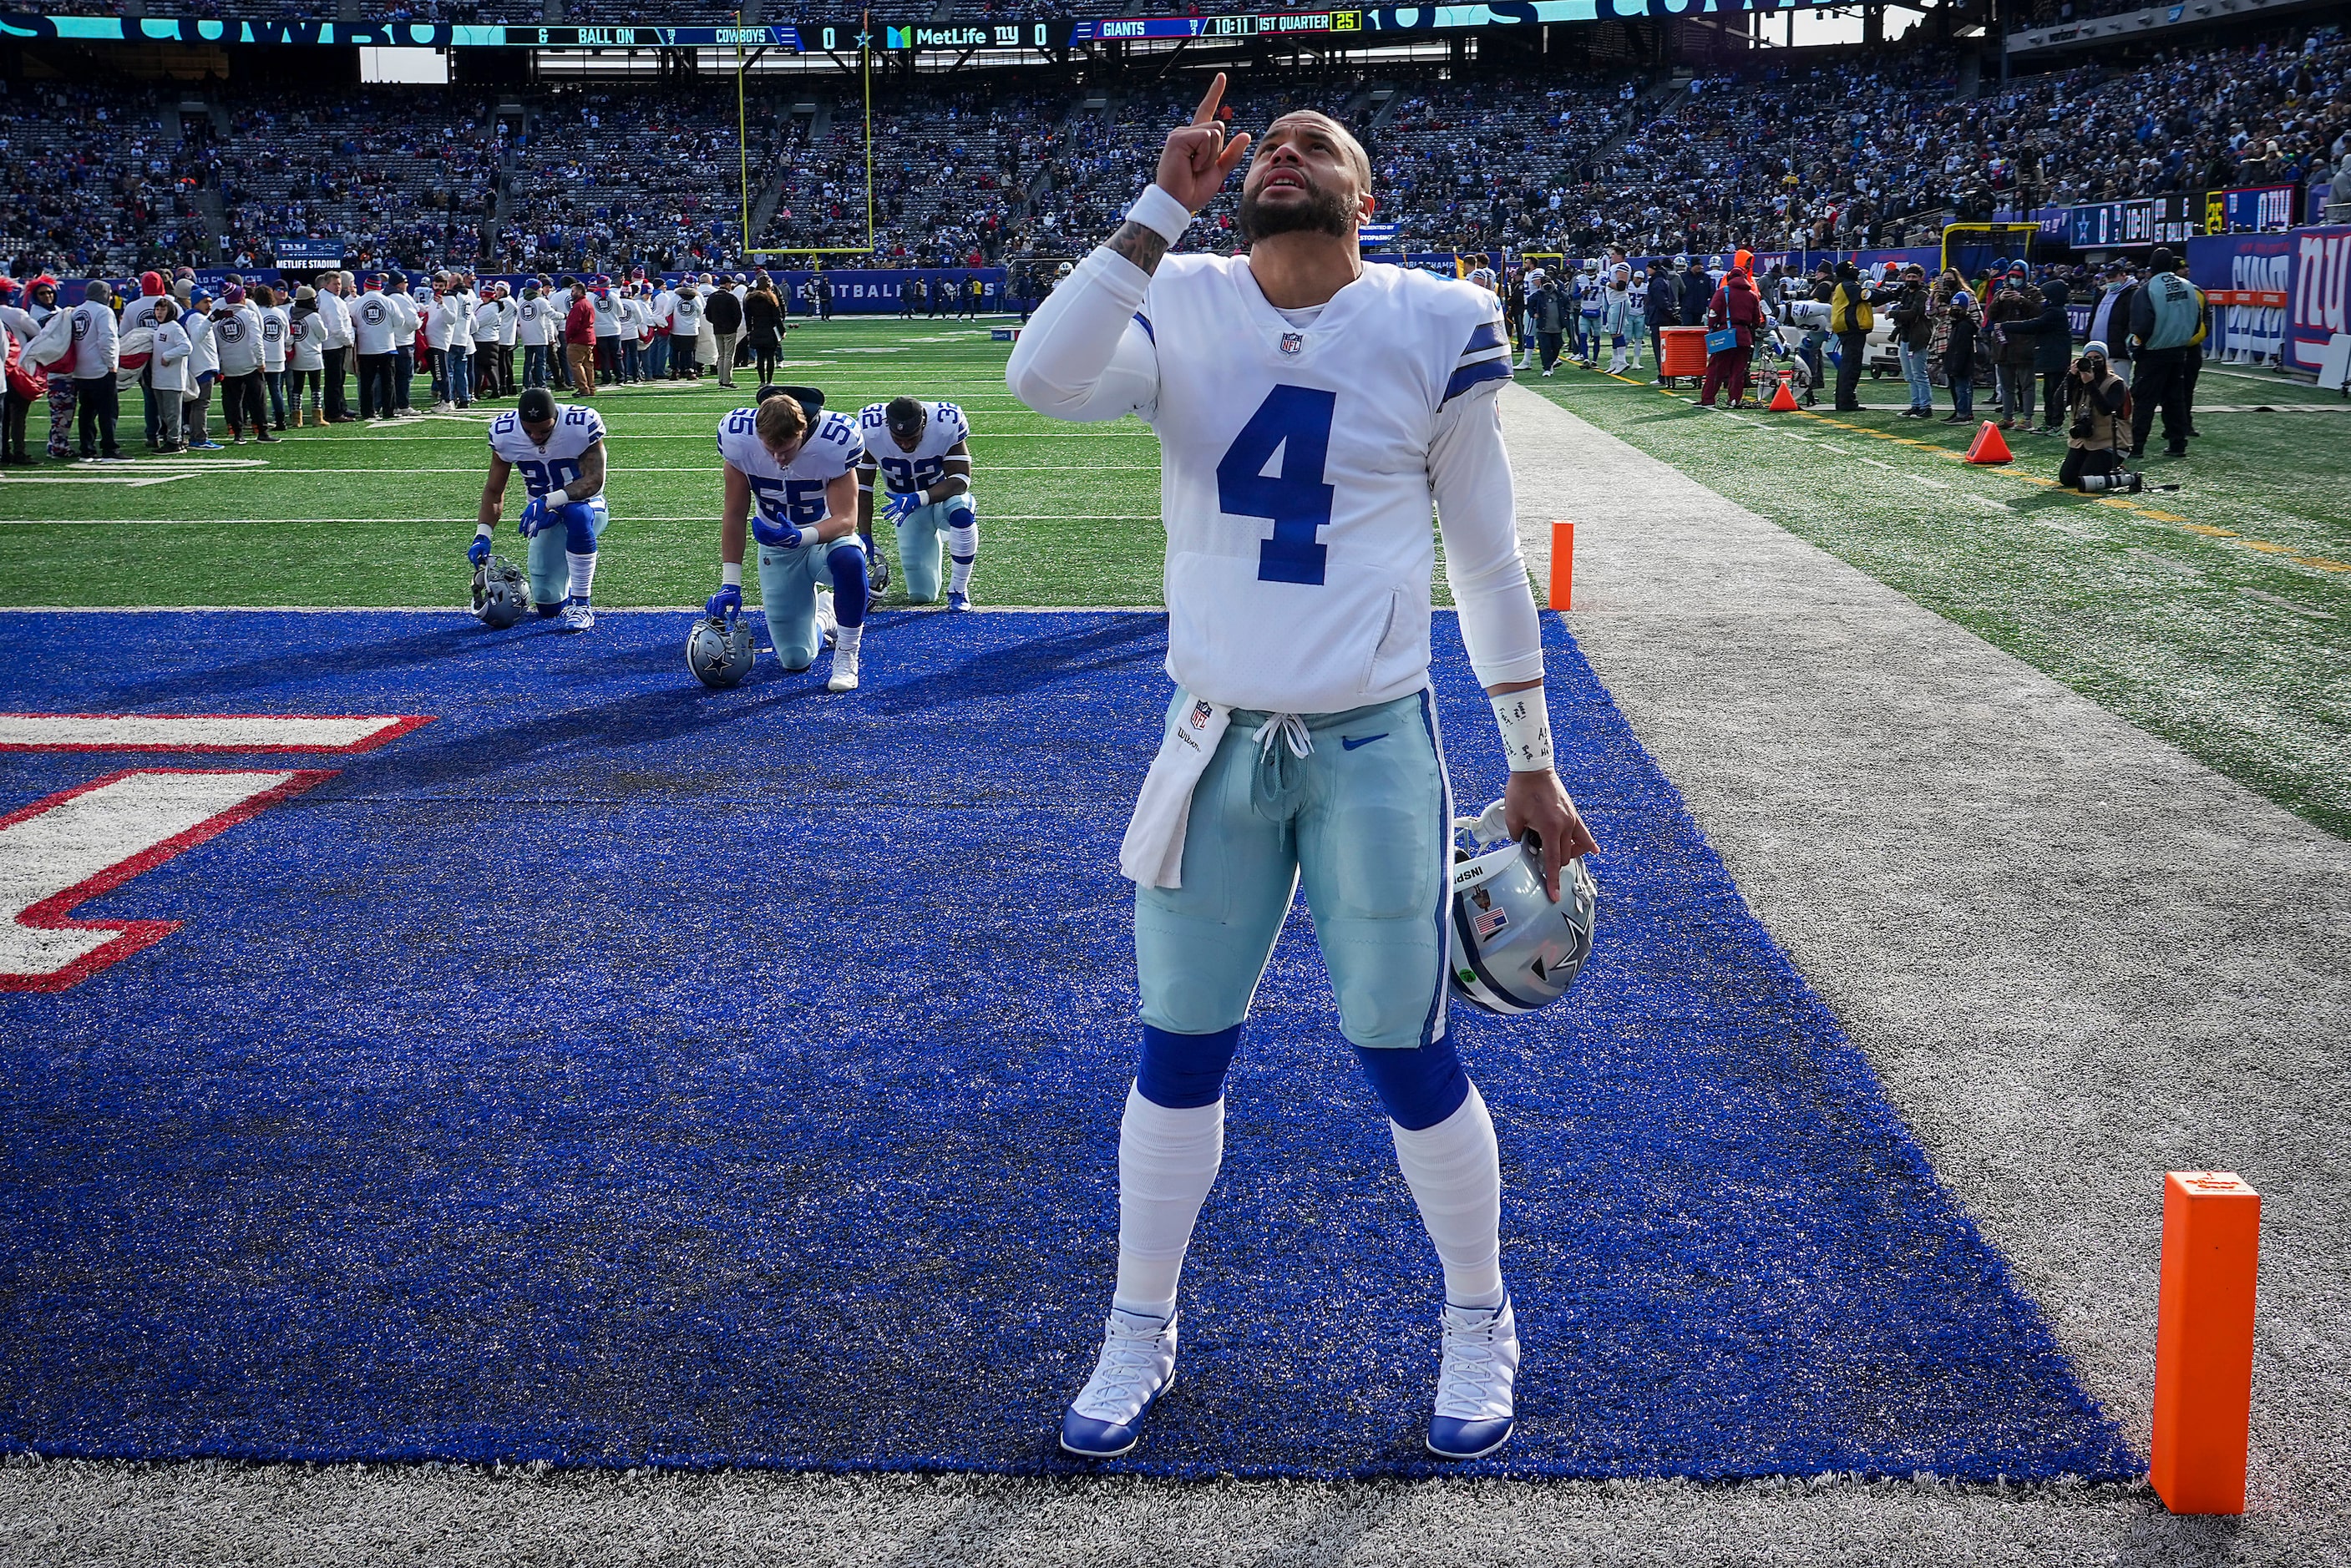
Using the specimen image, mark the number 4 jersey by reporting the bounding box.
[489,403,607,499]
[1010,249,1538,716]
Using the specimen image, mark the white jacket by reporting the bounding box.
[515,295,551,346]
[68,299,120,379]
[211,303,265,376]
[149,318,192,393]
[387,290,422,347]
[472,296,504,344]
[314,290,355,350]
[352,289,401,356]
[185,311,219,381]
[260,305,290,372]
[291,310,326,372]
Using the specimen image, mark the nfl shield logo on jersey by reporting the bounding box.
[1189,700,1213,730]
[1279,331,1305,357]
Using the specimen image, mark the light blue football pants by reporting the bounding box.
[1137,688,1453,1052]
[893,496,975,603]
[757,534,869,670]
[524,496,606,609]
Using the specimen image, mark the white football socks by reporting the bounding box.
[566,551,597,604]
[947,518,978,596]
[832,622,862,660]
[1389,1085,1505,1309]
[1110,1085,1224,1318]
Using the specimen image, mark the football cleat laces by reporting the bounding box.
[1059,1307,1178,1458]
[1426,1296,1520,1460]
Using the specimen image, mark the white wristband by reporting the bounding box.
[474,522,494,539]
[1490,689,1554,773]
[721,561,742,588]
[1127,184,1193,245]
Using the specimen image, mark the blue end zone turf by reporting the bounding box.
[0,609,2133,1481]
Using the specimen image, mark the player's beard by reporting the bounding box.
[1237,177,1355,244]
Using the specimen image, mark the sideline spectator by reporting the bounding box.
[1701,257,1763,409]
[1827,260,1874,412]
[1643,260,1677,383]
[1935,270,1980,423]
[563,277,598,397]
[1887,263,1934,418]
[518,281,553,391]
[2034,277,2074,436]
[668,281,703,380]
[744,273,784,387]
[70,279,123,461]
[1527,270,1568,376]
[214,284,272,446]
[0,278,40,466]
[183,283,221,450]
[353,275,399,421]
[704,277,742,389]
[123,272,170,451]
[2128,247,2202,458]
[289,284,327,427]
[1987,265,2045,430]
[258,285,290,432]
[386,276,421,416]
[149,297,189,453]
[316,272,356,422]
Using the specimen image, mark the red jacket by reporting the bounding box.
[565,297,595,346]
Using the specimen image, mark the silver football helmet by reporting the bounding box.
[687,611,756,689]
[1448,799,1599,1016]
[471,554,529,629]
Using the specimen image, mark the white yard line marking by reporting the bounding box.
[2237,587,2336,620]
[0,713,430,753]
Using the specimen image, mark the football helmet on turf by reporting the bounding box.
[687,611,756,688]
[1447,799,1599,1016]
[471,554,529,629]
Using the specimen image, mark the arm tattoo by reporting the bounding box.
[1105,220,1169,276]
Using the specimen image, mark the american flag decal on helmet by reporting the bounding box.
[1473,905,1510,939]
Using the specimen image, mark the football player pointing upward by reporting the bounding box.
[707,392,870,692]
[470,387,608,631]
[1008,74,1598,1461]
[858,397,979,609]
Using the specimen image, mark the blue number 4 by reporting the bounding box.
[1218,385,1335,586]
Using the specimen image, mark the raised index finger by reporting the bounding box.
[1192,71,1228,127]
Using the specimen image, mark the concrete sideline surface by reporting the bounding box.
[3,384,2344,1567]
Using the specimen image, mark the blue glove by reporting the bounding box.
[519,496,547,538]
[884,490,922,524]
[707,583,742,620]
[467,534,493,567]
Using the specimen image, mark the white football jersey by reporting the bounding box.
[718,406,863,547]
[1127,255,1509,713]
[489,402,606,500]
[856,401,970,494]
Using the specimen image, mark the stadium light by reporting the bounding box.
[738,11,877,260]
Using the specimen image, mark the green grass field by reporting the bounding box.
[1523,357,2351,839]
[1,315,2343,837]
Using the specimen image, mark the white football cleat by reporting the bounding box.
[946,589,970,611]
[825,644,859,692]
[1059,1307,1178,1459]
[559,601,595,632]
[1426,1296,1520,1459]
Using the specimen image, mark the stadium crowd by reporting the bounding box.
[1,27,2343,313]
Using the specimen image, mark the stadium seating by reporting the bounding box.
[2,24,2342,281]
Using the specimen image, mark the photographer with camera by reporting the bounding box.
[1887,263,1934,418]
[2058,341,2140,495]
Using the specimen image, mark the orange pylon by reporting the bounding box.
[1766,374,1798,413]
[2152,1171,2261,1515]
[1963,421,2014,463]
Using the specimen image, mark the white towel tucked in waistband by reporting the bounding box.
[1118,693,1232,889]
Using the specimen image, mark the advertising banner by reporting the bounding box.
[2188,232,2294,362]
[271,239,346,266]
[2209,185,2300,235]
[2284,225,2351,377]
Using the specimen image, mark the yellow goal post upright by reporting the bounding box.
[737,12,877,261]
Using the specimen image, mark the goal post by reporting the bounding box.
[738,16,876,260]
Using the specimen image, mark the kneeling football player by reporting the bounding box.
[857,396,980,609]
[707,390,870,692]
[468,386,607,631]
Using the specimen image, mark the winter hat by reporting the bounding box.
[2081,340,2110,361]
[294,285,317,302]
[225,285,246,304]
[140,271,165,297]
